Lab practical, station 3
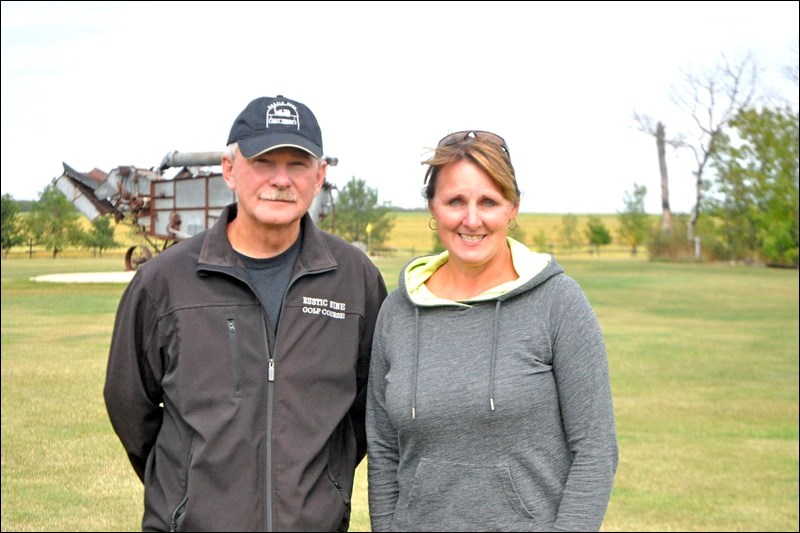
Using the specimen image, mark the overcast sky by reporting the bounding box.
[2,1,798,214]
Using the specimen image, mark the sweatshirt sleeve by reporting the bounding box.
[550,276,619,531]
[103,273,164,482]
[350,267,388,465]
[365,299,400,532]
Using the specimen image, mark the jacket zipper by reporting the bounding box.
[227,318,241,394]
[264,266,336,531]
[265,324,274,531]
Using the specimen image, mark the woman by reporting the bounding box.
[366,131,618,532]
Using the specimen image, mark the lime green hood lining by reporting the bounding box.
[405,237,552,307]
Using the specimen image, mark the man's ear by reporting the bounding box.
[314,160,327,195]
[221,153,236,191]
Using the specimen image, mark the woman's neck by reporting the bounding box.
[426,248,518,301]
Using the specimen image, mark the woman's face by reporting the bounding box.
[429,159,519,270]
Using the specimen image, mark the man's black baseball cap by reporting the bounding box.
[227,95,323,158]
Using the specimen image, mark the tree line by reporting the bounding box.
[623,45,798,267]
[3,45,797,267]
[2,186,119,259]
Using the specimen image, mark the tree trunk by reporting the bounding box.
[688,140,713,242]
[688,169,701,242]
[656,122,673,236]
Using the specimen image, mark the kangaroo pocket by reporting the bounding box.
[407,458,536,532]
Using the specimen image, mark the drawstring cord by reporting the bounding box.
[411,307,419,419]
[412,301,501,418]
[489,301,501,411]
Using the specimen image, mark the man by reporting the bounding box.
[104,95,388,531]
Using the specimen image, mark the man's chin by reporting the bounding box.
[255,207,305,226]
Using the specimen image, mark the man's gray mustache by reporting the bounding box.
[259,191,297,201]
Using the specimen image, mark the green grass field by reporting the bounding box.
[2,228,798,531]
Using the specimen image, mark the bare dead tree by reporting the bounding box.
[633,112,681,237]
[671,52,759,241]
[655,122,673,237]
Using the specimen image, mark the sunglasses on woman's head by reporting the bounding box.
[437,130,510,156]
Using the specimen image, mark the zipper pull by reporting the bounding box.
[268,358,275,381]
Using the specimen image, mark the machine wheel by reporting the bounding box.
[125,245,153,271]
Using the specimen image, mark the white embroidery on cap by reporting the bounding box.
[265,101,300,129]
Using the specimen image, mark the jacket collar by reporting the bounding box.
[197,203,338,274]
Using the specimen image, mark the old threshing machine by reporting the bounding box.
[55,151,336,270]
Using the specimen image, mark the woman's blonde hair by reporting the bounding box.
[422,133,520,204]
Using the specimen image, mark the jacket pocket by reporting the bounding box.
[167,434,195,532]
[169,494,188,532]
[326,420,356,531]
[407,458,536,532]
[326,467,352,531]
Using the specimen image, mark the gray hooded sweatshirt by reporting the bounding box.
[366,238,618,532]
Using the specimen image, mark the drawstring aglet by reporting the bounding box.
[490,398,495,411]
[412,407,416,420]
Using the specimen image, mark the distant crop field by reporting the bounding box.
[380,210,647,257]
[9,210,651,262]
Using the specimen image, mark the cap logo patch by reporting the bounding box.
[266,101,300,129]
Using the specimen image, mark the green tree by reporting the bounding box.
[82,216,120,257]
[510,222,527,249]
[320,176,395,253]
[710,106,799,266]
[431,229,445,254]
[585,215,612,255]
[20,210,45,258]
[2,193,25,258]
[532,228,549,253]
[560,213,581,253]
[30,182,85,258]
[617,183,652,257]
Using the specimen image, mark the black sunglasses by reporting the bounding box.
[437,130,510,155]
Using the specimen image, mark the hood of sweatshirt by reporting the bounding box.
[402,237,558,306]
[396,237,564,417]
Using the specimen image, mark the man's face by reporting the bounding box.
[222,146,325,230]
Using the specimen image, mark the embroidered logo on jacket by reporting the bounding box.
[302,296,346,320]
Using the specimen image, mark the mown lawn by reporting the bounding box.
[2,246,797,531]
